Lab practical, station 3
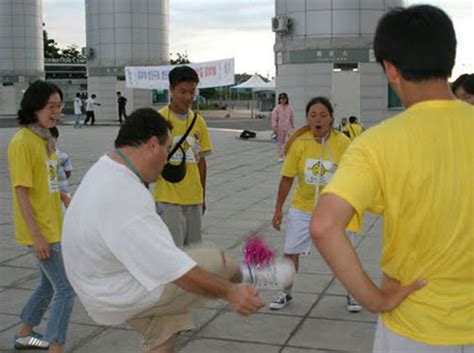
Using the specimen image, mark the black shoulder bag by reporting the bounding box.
[161,112,197,183]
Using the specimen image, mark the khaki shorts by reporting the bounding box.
[127,247,238,352]
[156,202,202,247]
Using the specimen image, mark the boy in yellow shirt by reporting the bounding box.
[311,5,473,352]
[153,66,212,247]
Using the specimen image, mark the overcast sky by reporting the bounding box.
[43,0,472,78]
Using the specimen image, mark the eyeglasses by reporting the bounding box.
[45,102,64,110]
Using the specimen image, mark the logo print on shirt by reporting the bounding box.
[310,161,327,177]
[49,164,56,181]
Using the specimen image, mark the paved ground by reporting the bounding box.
[0,110,272,131]
[0,124,382,353]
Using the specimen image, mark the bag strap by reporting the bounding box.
[167,111,198,161]
[349,124,356,137]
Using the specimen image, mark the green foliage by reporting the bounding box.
[200,87,217,100]
[170,52,190,65]
[43,27,61,59]
[61,45,84,60]
[43,23,85,60]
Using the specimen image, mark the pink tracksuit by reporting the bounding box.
[272,104,295,159]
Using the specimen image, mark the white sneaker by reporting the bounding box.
[346,294,362,313]
[269,291,293,310]
[243,258,295,290]
[278,158,284,162]
[14,332,49,350]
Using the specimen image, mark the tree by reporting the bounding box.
[61,45,84,60]
[200,87,217,101]
[170,52,190,65]
[43,25,61,59]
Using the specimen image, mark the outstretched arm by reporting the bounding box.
[174,266,264,316]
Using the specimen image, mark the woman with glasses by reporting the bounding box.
[8,80,75,353]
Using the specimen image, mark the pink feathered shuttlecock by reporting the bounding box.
[243,234,275,267]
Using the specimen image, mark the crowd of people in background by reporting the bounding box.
[6,4,473,353]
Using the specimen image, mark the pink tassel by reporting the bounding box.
[243,234,275,267]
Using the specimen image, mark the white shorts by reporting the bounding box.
[284,208,312,255]
[373,317,474,353]
[284,208,356,255]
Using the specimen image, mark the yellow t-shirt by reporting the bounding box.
[153,107,212,205]
[8,128,62,245]
[344,123,363,140]
[282,129,358,231]
[323,100,474,345]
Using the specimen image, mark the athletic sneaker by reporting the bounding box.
[346,294,362,313]
[14,331,49,350]
[269,291,293,310]
[243,258,295,290]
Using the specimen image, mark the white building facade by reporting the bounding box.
[0,0,44,116]
[84,0,169,120]
[274,0,403,126]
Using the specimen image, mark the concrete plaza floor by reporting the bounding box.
[0,124,382,352]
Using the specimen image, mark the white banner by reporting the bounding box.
[125,58,235,90]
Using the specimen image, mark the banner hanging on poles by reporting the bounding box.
[125,58,235,90]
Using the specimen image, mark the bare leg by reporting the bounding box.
[18,323,33,337]
[147,333,178,353]
[48,342,63,353]
[284,253,299,273]
[283,253,299,291]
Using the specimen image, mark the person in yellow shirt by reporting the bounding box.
[8,81,75,353]
[343,116,364,140]
[153,66,212,247]
[270,97,361,311]
[311,5,473,352]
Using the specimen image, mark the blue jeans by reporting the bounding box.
[74,114,81,126]
[20,243,75,345]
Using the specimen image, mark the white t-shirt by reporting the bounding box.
[62,155,197,325]
[74,97,82,115]
[85,97,95,112]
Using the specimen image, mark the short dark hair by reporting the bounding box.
[452,74,474,95]
[278,92,289,104]
[49,126,59,138]
[349,116,358,124]
[305,96,334,117]
[115,108,172,148]
[18,80,63,125]
[91,94,97,98]
[374,5,456,81]
[168,65,199,88]
[116,91,121,95]
[76,92,81,98]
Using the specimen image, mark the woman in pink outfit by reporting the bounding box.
[272,92,295,161]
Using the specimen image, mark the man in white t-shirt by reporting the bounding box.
[62,108,295,353]
[73,92,82,128]
[84,94,101,126]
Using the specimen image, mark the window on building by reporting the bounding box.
[333,63,359,72]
